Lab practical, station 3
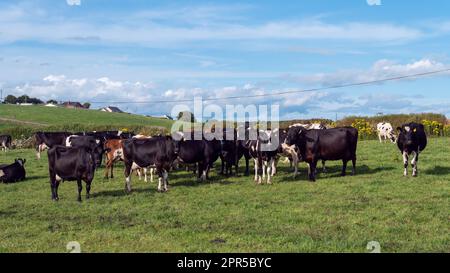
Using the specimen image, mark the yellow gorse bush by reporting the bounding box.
[422,119,444,136]
[351,118,375,139]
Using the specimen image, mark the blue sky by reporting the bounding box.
[0,0,449,120]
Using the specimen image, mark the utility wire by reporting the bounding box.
[89,68,450,105]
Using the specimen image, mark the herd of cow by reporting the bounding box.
[0,121,428,202]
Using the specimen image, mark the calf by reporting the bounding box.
[35,132,71,159]
[0,135,12,152]
[285,127,358,182]
[396,123,427,177]
[47,146,96,201]
[377,122,396,143]
[0,159,26,183]
[122,136,176,192]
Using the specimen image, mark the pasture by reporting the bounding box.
[0,138,449,253]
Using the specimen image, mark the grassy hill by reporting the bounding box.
[0,104,174,138]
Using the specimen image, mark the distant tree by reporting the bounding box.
[4,95,17,104]
[177,111,196,123]
[83,102,91,109]
[46,99,58,105]
[16,95,30,104]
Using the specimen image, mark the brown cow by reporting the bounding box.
[103,139,124,179]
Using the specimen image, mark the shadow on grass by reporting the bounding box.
[274,164,395,180]
[92,187,151,198]
[424,166,450,176]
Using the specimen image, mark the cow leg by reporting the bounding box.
[137,168,142,180]
[150,168,154,183]
[124,162,132,193]
[403,151,409,177]
[411,151,418,177]
[292,154,299,178]
[341,160,348,176]
[267,159,274,184]
[86,181,91,199]
[351,157,356,176]
[262,161,266,180]
[77,179,83,202]
[271,157,277,176]
[220,158,225,175]
[309,161,317,182]
[203,164,210,181]
[244,157,249,176]
[143,168,148,183]
[163,170,169,192]
[36,145,42,159]
[104,157,112,179]
[254,159,258,182]
[322,160,327,173]
[110,160,114,179]
[50,179,59,201]
[157,168,163,192]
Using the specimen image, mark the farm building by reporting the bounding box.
[100,106,124,113]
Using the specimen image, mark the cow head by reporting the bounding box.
[15,158,26,166]
[285,126,305,146]
[397,125,417,146]
[257,128,279,152]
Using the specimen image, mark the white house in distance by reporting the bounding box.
[100,106,124,113]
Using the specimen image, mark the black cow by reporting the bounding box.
[173,132,222,181]
[0,135,12,152]
[47,146,96,201]
[0,159,26,183]
[66,135,104,167]
[219,129,251,176]
[35,132,71,159]
[122,136,176,192]
[285,127,358,182]
[396,123,427,177]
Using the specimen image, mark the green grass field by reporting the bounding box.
[0,104,173,129]
[0,137,448,253]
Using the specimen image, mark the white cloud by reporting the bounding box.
[292,58,449,87]
[0,4,423,46]
[66,0,81,6]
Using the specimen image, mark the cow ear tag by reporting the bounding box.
[413,128,417,133]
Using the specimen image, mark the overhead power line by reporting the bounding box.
[89,68,450,105]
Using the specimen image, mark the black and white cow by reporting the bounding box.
[122,136,176,193]
[377,122,396,143]
[0,135,12,152]
[285,126,358,182]
[396,123,427,177]
[0,159,26,183]
[47,146,96,201]
[35,132,71,159]
[173,132,222,181]
[66,135,104,167]
[246,129,280,184]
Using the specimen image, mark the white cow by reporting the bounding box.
[377,122,396,143]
